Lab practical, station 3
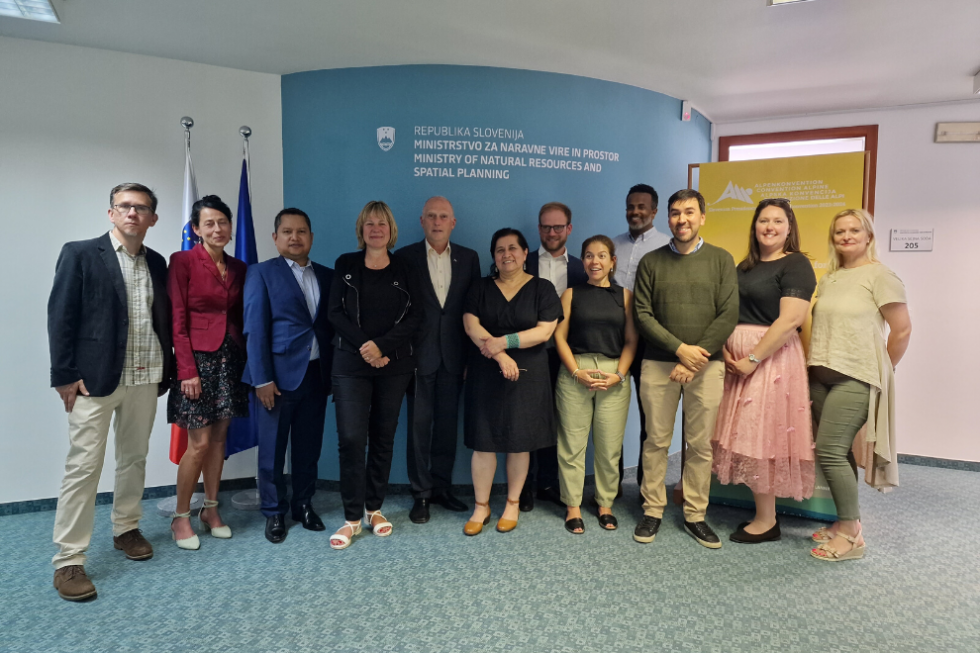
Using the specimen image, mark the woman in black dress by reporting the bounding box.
[462,228,563,535]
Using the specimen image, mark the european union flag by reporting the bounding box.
[181,220,196,251]
[233,160,257,265]
[226,155,259,457]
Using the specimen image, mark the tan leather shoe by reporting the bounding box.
[113,529,154,560]
[463,501,491,536]
[495,498,521,533]
[54,565,97,601]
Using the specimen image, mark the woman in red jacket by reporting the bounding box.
[167,195,249,550]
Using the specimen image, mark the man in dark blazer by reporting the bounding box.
[242,208,334,544]
[48,183,174,602]
[398,197,481,524]
[521,201,589,511]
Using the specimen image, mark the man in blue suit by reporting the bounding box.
[522,202,588,511]
[242,208,334,543]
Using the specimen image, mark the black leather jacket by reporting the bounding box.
[327,250,422,360]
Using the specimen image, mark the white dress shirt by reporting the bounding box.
[537,246,569,296]
[611,227,671,292]
[426,240,452,308]
[286,257,321,361]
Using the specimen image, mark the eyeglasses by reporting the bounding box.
[113,204,153,215]
[538,224,567,233]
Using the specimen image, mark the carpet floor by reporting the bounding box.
[2,460,978,652]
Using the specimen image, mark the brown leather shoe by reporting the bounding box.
[495,498,521,533]
[53,565,97,601]
[463,501,491,536]
[113,529,154,560]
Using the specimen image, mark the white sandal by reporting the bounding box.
[170,511,201,550]
[811,526,834,543]
[199,499,232,539]
[810,528,865,561]
[329,520,363,550]
[364,509,392,537]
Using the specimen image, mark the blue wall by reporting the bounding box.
[280,64,711,484]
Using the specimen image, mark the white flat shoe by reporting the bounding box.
[199,499,232,539]
[171,511,201,550]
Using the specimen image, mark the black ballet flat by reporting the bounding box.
[729,521,781,543]
[564,517,585,534]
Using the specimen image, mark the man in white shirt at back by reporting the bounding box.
[611,184,670,492]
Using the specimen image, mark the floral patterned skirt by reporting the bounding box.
[711,325,815,501]
[167,334,249,430]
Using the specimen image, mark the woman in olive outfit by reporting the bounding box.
[806,208,911,561]
[554,235,638,534]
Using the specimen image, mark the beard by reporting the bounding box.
[543,238,567,253]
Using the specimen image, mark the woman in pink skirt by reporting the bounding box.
[712,198,817,543]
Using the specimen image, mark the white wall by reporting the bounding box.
[0,37,283,504]
[715,101,980,462]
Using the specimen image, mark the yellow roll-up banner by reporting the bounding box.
[698,151,867,284]
[699,152,867,522]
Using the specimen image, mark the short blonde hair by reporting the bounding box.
[827,208,878,272]
[355,200,399,250]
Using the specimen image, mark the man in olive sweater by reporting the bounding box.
[631,189,738,548]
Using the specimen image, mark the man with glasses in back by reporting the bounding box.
[48,183,174,601]
[521,202,588,511]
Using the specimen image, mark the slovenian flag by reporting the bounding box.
[180,140,198,252]
[224,149,259,457]
[169,135,198,464]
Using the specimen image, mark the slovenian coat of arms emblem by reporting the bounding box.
[377,127,395,152]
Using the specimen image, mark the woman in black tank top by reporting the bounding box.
[553,236,638,534]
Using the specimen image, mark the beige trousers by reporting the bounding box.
[556,353,631,508]
[639,360,725,521]
[52,383,158,569]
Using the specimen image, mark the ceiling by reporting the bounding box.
[2,0,979,123]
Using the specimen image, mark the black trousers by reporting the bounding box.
[406,363,463,499]
[618,341,648,486]
[523,347,561,492]
[257,361,327,518]
[333,372,414,521]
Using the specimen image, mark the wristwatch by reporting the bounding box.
[615,371,626,383]
[748,354,760,364]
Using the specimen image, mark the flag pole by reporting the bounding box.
[182,115,193,145]
[241,125,252,204]
[230,125,263,512]
[158,115,205,516]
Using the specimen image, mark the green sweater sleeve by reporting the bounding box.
[695,250,739,355]
[632,254,683,356]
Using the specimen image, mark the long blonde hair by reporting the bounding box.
[827,208,878,272]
